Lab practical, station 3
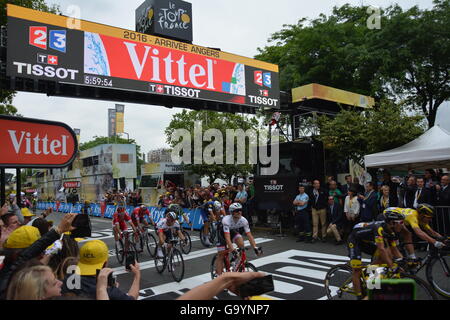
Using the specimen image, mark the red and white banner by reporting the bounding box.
[0,115,77,168]
[63,181,81,188]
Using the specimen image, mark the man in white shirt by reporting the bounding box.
[293,185,311,242]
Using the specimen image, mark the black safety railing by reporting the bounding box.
[433,206,450,236]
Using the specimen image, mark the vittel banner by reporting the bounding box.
[0,115,78,168]
[7,5,280,109]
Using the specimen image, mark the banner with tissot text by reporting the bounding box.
[6,4,279,109]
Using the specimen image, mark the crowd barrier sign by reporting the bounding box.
[37,202,205,230]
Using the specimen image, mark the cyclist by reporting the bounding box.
[200,200,224,246]
[215,203,262,276]
[112,206,137,242]
[167,203,190,225]
[377,204,447,260]
[347,209,405,299]
[131,204,156,232]
[156,210,186,258]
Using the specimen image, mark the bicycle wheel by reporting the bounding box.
[125,237,139,264]
[400,273,438,300]
[180,231,192,255]
[154,246,166,273]
[426,254,450,299]
[115,239,124,264]
[324,264,359,300]
[169,248,185,282]
[145,232,158,258]
[209,224,217,244]
[210,254,227,279]
[239,262,258,273]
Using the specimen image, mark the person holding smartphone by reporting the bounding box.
[61,240,141,300]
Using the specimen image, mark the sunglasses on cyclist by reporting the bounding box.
[393,220,404,225]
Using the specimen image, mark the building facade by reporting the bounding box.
[29,144,137,202]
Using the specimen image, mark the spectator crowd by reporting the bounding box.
[292,169,450,245]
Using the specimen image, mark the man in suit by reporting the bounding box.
[340,175,352,197]
[414,177,433,207]
[358,182,378,222]
[435,175,450,206]
[309,180,328,243]
[381,171,400,200]
[399,176,417,209]
[325,196,344,245]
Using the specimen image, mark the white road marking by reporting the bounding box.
[135,248,358,300]
[112,238,274,275]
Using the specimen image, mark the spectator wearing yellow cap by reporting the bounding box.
[0,213,77,299]
[21,208,36,225]
[61,240,141,300]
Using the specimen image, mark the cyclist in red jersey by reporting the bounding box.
[131,205,155,231]
[112,207,137,242]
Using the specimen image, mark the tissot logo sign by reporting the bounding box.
[6,4,279,109]
[264,180,284,192]
[0,115,77,168]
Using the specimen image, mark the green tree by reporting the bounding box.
[316,100,425,167]
[256,1,450,128]
[0,0,60,116]
[165,110,260,184]
[79,136,143,176]
[255,4,375,96]
[369,0,450,127]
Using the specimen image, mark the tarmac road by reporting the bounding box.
[43,210,442,300]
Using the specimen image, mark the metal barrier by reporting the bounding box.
[433,206,450,236]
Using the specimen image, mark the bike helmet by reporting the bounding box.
[213,200,222,211]
[417,203,434,218]
[168,203,183,216]
[383,207,406,222]
[167,211,177,220]
[229,203,243,213]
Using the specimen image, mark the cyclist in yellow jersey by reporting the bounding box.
[348,209,405,299]
[378,204,446,260]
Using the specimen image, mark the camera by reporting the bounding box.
[367,279,416,300]
[70,214,92,238]
[238,275,274,298]
[125,252,136,271]
[96,269,116,287]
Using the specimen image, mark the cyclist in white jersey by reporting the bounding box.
[215,203,262,276]
[156,211,185,258]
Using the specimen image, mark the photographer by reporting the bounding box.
[61,240,141,300]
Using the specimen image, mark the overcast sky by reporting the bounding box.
[11,0,448,158]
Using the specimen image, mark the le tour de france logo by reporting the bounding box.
[157,1,191,31]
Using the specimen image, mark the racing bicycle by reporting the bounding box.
[200,220,218,248]
[154,238,185,282]
[114,230,139,266]
[130,224,159,258]
[210,247,262,279]
[397,240,450,299]
[323,261,438,300]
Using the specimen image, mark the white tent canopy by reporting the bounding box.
[364,125,450,170]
